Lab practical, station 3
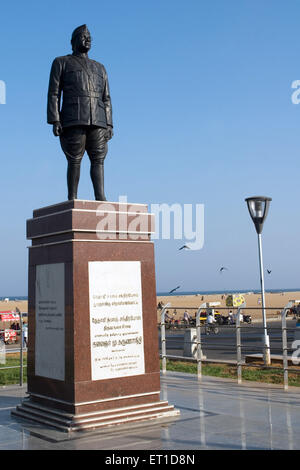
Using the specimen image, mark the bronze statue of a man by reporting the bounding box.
[47,24,113,201]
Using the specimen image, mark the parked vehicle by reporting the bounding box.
[234,313,252,324]
[199,311,222,325]
[242,314,252,324]
[0,311,22,344]
[0,329,17,345]
[216,315,229,325]
[215,313,252,325]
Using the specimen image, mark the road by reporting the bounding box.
[159,319,298,362]
[4,319,298,363]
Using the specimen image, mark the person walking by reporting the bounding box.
[183,310,191,325]
[23,323,28,348]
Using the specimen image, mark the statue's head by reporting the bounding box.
[71,24,91,53]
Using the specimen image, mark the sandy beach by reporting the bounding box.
[0,300,28,314]
[1,292,299,324]
[156,291,300,322]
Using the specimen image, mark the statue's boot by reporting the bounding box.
[67,163,81,200]
[91,162,106,201]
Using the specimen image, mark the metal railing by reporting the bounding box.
[159,301,300,390]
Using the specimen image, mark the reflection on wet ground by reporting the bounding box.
[1,372,300,450]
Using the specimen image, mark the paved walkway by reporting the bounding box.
[0,372,300,450]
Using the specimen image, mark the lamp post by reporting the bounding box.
[245,196,272,366]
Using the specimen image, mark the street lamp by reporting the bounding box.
[245,196,272,365]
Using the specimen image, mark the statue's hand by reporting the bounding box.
[105,126,114,141]
[52,122,63,137]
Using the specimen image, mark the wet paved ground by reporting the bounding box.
[0,371,300,450]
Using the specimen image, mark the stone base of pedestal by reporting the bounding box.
[12,397,179,432]
[12,200,179,432]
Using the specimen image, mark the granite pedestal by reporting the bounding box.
[12,200,179,431]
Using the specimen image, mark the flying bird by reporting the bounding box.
[219,267,228,273]
[267,269,272,274]
[179,245,190,250]
[169,286,180,294]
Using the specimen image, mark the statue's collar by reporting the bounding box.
[72,52,89,59]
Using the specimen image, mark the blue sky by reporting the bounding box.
[0,0,300,295]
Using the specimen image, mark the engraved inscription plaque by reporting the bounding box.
[89,261,145,380]
[35,263,65,380]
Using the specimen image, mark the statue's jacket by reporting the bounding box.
[47,54,113,129]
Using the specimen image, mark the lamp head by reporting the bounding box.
[245,196,272,234]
